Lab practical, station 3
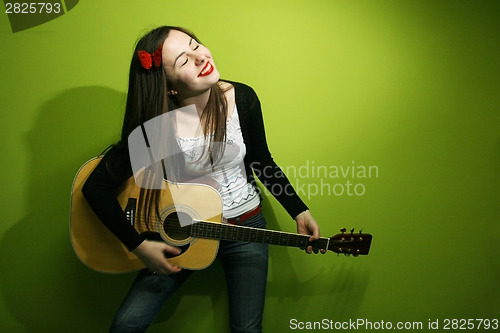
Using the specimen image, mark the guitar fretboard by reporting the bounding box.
[190,221,330,251]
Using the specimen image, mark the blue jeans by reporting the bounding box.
[109,211,269,333]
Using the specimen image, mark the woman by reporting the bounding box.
[82,26,323,333]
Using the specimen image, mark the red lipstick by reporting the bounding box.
[198,62,214,77]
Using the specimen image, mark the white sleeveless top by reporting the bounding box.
[176,106,260,218]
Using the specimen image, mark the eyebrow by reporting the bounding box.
[173,38,193,67]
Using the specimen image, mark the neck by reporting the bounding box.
[190,220,330,251]
[178,88,211,116]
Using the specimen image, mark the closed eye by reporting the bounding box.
[181,45,200,66]
[178,39,201,67]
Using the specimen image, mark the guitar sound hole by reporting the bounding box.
[163,212,193,241]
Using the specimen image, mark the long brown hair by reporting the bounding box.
[112,26,228,225]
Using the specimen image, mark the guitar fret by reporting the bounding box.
[189,222,331,252]
[227,223,237,240]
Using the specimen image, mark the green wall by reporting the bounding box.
[1,1,499,332]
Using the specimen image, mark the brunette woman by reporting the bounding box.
[82,26,323,333]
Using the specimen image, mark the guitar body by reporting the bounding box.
[70,157,223,273]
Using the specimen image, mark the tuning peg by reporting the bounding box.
[340,228,346,234]
[359,229,363,234]
[350,228,355,234]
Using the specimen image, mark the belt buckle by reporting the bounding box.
[223,217,238,225]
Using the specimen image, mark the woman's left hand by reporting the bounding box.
[295,210,326,254]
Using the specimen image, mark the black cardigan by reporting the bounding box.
[82,82,308,251]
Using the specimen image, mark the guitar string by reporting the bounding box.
[135,216,320,245]
[125,215,351,249]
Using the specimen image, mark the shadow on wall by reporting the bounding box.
[0,86,130,332]
[0,86,370,332]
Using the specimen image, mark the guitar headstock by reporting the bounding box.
[329,228,372,256]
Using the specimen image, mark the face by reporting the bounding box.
[161,29,220,96]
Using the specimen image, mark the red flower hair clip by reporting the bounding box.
[137,44,163,70]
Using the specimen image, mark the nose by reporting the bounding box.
[194,52,206,66]
[194,57,205,66]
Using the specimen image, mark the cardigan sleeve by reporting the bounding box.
[234,82,309,219]
[81,146,145,251]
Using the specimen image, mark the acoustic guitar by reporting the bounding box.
[70,157,372,273]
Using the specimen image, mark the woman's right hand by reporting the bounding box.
[131,240,182,275]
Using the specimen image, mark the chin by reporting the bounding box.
[209,70,221,85]
[187,70,221,94]
[201,73,220,90]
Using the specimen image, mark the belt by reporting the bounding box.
[224,205,262,225]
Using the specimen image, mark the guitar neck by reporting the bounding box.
[190,220,330,250]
